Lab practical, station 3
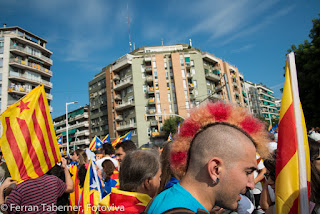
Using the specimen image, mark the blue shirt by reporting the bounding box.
[103,178,117,197]
[147,183,208,214]
[164,176,179,189]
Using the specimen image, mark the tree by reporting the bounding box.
[287,14,320,128]
[162,116,184,139]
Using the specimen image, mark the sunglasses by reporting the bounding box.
[264,172,275,181]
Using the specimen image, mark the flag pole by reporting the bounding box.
[287,52,309,212]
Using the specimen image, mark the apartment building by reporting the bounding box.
[244,81,279,121]
[0,25,53,114]
[53,105,90,149]
[89,44,246,146]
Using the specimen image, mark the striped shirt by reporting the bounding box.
[5,174,67,214]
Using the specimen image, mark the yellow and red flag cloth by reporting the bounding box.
[167,133,173,141]
[110,169,120,189]
[89,136,103,151]
[0,85,60,184]
[99,188,151,214]
[79,160,103,214]
[111,136,121,147]
[69,164,83,214]
[275,52,310,213]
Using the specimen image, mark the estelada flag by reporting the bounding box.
[79,160,103,214]
[0,85,60,184]
[102,134,110,144]
[89,136,103,151]
[275,52,310,213]
[111,136,121,147]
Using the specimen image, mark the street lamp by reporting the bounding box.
[66,101,78,155]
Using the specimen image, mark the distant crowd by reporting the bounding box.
[0,102,319,214]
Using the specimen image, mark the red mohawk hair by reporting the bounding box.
[170,101,270,178]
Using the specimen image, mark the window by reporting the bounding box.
[206,80,210,85]
[184,90,188,99]
[157,104,161,113]
[191,68,195,75]
[142,73,145,78]
[165,72,169,80]
[164,62,167,69]
[143,85,147,93]
[156,93,160,102]
[181,69,185,78]
[172,93,176,102]
[169,60,172,69]
[154,71,158,79]
[167,82,170,88]
[153,61,157,68]
[191,60,194,66]
[193,80,197,88]
[127,86,133,93]
[168,93,171,102]
[183,80,187,89]
[185,101,190,109]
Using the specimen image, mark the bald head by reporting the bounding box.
[187,124,256,174]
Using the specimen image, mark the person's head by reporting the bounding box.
[119,150,161,198]
[101,143,115,157]
[309,137,320,172]
[102,159,116,181]
[170,102,270,211]
[264,150,277,191]
[72,149,88,165]
[159,141,181,192]
[115,140,137,163]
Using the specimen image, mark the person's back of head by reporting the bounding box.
[119,149,161,198]
[102,159,116,181]
[115,140,137,153]
[75,149,88,165]
[102,143,115,156]
[308,137,320,204]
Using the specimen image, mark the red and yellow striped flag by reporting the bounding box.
[69,164,83,214]
[0,85,60,184]
[275,52,310,213]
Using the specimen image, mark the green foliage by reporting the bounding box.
[287,14,320,128]
[163,116,184,139]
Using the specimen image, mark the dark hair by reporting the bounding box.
[115,140,137,153]
[78,164,87,188]
[102,143,115,156]
[102,160,115,181]
[119,150,160,192]
[309,137,320,204]
[159,141,178,192]
[264,150,277,181]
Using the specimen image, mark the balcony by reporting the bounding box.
[69,113,89,122]
[114,76,133,91]
[116,123,137,131]
[185,63,191,68]
[112,54,133,72]
[145,66,152,73]
[205,72,220,82]
[147,87,154,94]
[56,121,89,134]
[114,94,122,101]
[116,115,123,121]
[113,74,120,81]
[9,58,53,77]
[190,94,196,100]
[8,74,52,89]
[188,83,194,89]
[10,45,53,66]
[151,131,165,138]
[148,98,156,105]
[115,100,135,111]
[74,130,90,137]
[147,109,156,114]
[187,73,193,79]
[146,75,153,83]
[233,81,238,87]
[72,139,90,146]
[150,120,158,127]
[211,93,222,100]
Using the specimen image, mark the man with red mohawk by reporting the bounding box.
[145,102,270,214]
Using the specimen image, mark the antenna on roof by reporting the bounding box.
[161,39,164,46]
[189,38,192,47]
[127,4,132,52]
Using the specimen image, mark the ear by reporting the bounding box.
[207,157,222,182]
[143,178,152,191]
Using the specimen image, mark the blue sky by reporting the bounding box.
[1,0,320,118]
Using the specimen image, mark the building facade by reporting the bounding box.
[244,81,279,122]
[0,25,53,114]
[53,105,90,149]
[89,44,246,146]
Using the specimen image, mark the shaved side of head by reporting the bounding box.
[187,124,255,175]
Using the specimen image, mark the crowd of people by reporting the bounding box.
[0,102,319,214]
